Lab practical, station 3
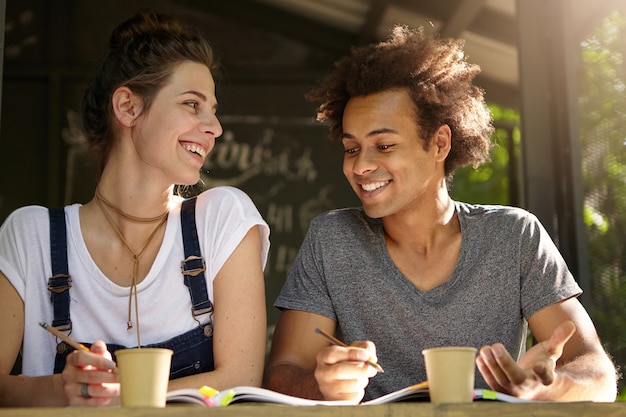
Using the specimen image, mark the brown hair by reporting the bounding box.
[81,12,218,177]
[306,26,494,178]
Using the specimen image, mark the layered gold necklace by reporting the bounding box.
[95,189,168,347]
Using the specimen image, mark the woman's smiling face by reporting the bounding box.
[131,61,223,186]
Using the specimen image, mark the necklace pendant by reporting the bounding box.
[127,321,133,330]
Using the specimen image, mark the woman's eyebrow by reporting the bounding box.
[181,90,207,100]
[180,90,219,111]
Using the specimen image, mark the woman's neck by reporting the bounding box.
[94,165,175,220]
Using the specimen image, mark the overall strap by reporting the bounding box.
[180,197,214,319]
[48,208,72,331]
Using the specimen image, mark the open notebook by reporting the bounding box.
[166,382,532,406]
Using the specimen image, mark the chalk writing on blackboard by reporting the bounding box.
[200,117,358,323]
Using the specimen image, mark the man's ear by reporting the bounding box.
[434,124,452,162]
[111,86,142,128]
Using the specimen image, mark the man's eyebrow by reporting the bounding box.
[342,127,398,140]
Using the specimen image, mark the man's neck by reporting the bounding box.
[381,192,458,253]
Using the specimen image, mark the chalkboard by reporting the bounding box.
[202,115,360,326]
[61,87,361,329]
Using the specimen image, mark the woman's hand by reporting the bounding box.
[61,340,120,406]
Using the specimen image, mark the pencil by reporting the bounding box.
[315,327,384,373]
[38,321,89,352]
[39,321,118,375]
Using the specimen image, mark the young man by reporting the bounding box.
[263,26,617,403]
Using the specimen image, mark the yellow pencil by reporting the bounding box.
[39,321,118,374]
[315,327,384,373]
[39,321,89,352]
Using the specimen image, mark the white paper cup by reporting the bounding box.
[422,346,477,404]
[116,348,173,407]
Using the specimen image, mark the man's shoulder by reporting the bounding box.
[456,201,536,223]
[311,207,374,228]
[305,208,380,242]
[455,202,546,246]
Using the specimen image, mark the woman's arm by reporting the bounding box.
[0,273,118,407]
[167,226,267,391]
[0,272,66,406]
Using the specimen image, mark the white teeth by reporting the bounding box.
[183,143,206,157]
[361,181,389,192]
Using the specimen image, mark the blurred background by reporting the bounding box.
[0,0,624,396]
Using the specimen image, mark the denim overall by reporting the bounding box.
[48,197,214,378]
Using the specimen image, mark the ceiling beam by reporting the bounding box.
[358,0,391,44]
[390,0,517,47]
[475,74,520,111]
[440,0,486,38]
[470,8,517,47]
[183,0,356,54]
[392,0,460,21]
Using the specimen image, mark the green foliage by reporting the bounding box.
[578,11,626,395]
[451,106,521,205]
[452,10,626,397]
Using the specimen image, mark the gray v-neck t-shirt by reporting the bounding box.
[274,202,581,400]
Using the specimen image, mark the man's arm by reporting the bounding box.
[477,297,617,401]
[264,310,332,399]
[264,309,377,402]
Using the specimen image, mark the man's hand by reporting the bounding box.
[476,320,576,399]
[314,340,379,403]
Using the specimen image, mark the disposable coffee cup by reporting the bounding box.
[116,348,173,407]
[422,346,477,404]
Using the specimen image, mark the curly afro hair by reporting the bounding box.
[306,26,494,178]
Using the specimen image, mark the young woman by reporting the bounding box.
[0,12,269,407]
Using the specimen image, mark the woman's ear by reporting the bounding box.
[111,86,142,128]
[434,124,452,162]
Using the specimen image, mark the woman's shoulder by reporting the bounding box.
[1,204,83,233]
[193,186,264,223]
[195,186,252,205]
[3,205,51,227]
[0,205,56,248]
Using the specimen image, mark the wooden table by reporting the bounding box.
[1,402,625,417]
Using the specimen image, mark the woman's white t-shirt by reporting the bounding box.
[0,186,269,376]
